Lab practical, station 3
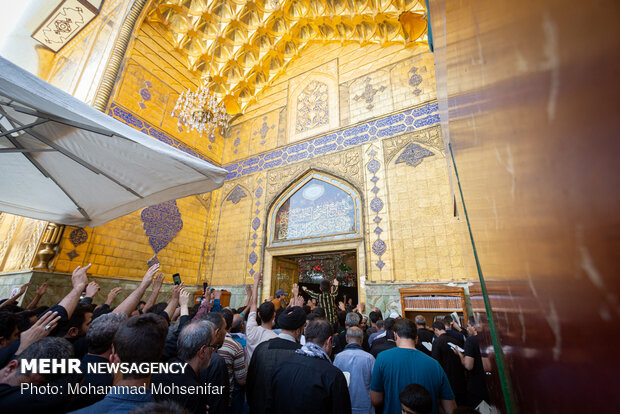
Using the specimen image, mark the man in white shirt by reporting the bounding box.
[245,272,277,362]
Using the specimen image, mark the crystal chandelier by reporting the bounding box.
[171,2,229,137]
[171,85,229,136]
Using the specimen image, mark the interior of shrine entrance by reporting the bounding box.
[271,250,358,306]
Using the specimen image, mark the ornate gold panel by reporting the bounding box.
[143,0,428,113]
[265,146,364,202]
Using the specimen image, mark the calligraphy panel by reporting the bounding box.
[274,179,356,242]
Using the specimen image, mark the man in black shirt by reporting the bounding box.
[432,322,467,406]
[152,320,216,414]
[369,317,397,358]
[442,316,466,347]
[246,306,305,414]
[269,319,351,414]
[454,321,489,407]
[365,310,382,338]
[0,337,76,413]
[332,312,361,356]
[199,313,229,414]
[54,302,94,360]
[69,312,128,411]
[414,315,434,357]
[0,312,19,350]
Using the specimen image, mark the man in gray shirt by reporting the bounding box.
[334,326,375,414]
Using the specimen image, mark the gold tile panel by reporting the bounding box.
[143,0,428,113]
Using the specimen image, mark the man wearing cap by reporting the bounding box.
[271,289,288,311]
[246,306,306,414]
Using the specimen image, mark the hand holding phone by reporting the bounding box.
[172,273,182,285]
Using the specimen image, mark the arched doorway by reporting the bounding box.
[263,171,366,306]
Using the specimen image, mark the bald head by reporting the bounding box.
[231,314,245,334]
[345,326,363,344]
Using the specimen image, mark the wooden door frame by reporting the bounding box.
[262,239,366,305]
[270,256,298,298]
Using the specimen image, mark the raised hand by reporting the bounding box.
[254,271,263,284]
[153,272,165,290]
[333,279,339,287]
[71,264,91,288]
[301,286,308,291]
[338,301,346,311]
[18,283,32,295]
[36,283,48,296]
[172,282,183,300]
[292,283,299,298]
[163,283,184,319]
[16,311,61,354]
[179,289,191,308]
[358,302,366,314]
[106,287,121,304]
[141,263,160,286]
[85,281,100,298]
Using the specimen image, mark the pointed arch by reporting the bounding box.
[266,171,362,247]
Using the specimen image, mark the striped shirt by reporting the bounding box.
[305,286,339,325]
[217,334,247,405]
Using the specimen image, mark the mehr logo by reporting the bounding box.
[21,359,82,374]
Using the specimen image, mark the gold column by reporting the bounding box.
[33,223,65,270]
[92,0,148,112]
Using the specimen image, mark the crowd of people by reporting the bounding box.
[0,263,490,414]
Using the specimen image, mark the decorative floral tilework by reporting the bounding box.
[370,197,384,213]
[296,81,329,133]
[248,181,263,276]
[69,228,88,247]
[353,77,387,110]
[367,149,387,270]
[408,67,423,96]
[109,101,441,187]
[140,200,183,255]
[254,116,276,145]
[395,143,435,167]
[375,259,385,270]
[372,239,386,256]
[138,80,152,109]
[147,255,160,267]
[251,217,261,231]
[223,102,440,181]
[226,186,248,204]
[366,159,380,174]
[67,227,88,260]
[249,251,258,265]
[108,103,215,164]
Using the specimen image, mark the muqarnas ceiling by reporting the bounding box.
[144,0,429,114]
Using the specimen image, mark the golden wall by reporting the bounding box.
[0,213,46,273]
[107,19,225,164]
[0,7,473,309]
[45,0,133,103]
[201,43,469,294]
[51,196,210,284]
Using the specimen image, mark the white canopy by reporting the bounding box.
[0,57,227,227]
